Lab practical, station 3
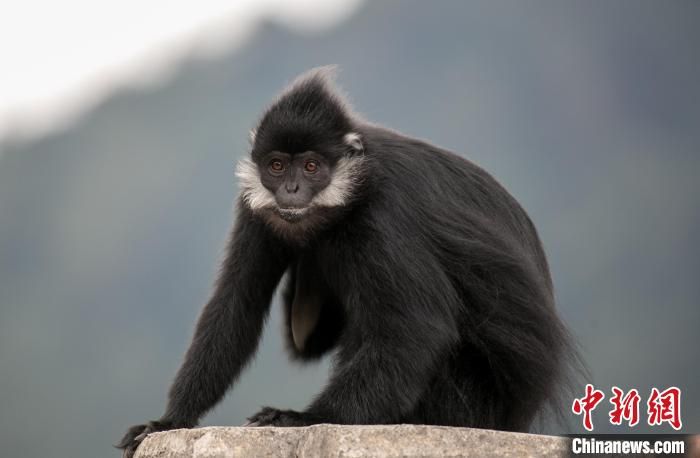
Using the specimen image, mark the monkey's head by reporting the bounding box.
[236,69,365,238]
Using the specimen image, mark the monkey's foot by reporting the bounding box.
[245,407,318,427]
[117,419,185,458]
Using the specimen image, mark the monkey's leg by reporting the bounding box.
[404,367,503,429]
[405,344,545,431]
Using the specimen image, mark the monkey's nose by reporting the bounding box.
[285,182,299,193]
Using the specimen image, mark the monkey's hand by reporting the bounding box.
[116,419,188,458]
[245,407,320,427]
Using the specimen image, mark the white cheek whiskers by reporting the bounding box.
[310,155,365,207]
[235,155,366,212]
[235,158,276,210]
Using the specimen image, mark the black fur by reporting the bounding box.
[118,68,576,457]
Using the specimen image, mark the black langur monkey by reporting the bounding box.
[118,68,576,457]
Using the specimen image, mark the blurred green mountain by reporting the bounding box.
[1,1,699,457]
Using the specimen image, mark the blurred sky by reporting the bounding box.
[0,0,361,140]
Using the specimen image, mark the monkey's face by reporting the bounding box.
[236,147,364,239]
[258,151,332,222]
[237,127,364,239]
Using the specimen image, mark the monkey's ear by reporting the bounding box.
[343,132,363,152]
[249,128,257,145]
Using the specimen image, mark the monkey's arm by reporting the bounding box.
[247,232,461,426]
[118,208,289,456]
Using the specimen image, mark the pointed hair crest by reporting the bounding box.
[252,66,358,155]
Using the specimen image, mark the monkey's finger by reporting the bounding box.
[134,432,148,442]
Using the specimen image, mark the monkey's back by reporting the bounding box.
[358,124,552,289]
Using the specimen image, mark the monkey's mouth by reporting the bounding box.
[276,207,309,222]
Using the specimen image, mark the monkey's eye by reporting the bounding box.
[269,159,284,173]
[304,160,319,173]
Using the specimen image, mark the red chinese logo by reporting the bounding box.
[609,386,640,427]
[647,386,682,430]
[572,383,605,431]
[573,385,683,431]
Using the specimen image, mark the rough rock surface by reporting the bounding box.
[133,424,570,457]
